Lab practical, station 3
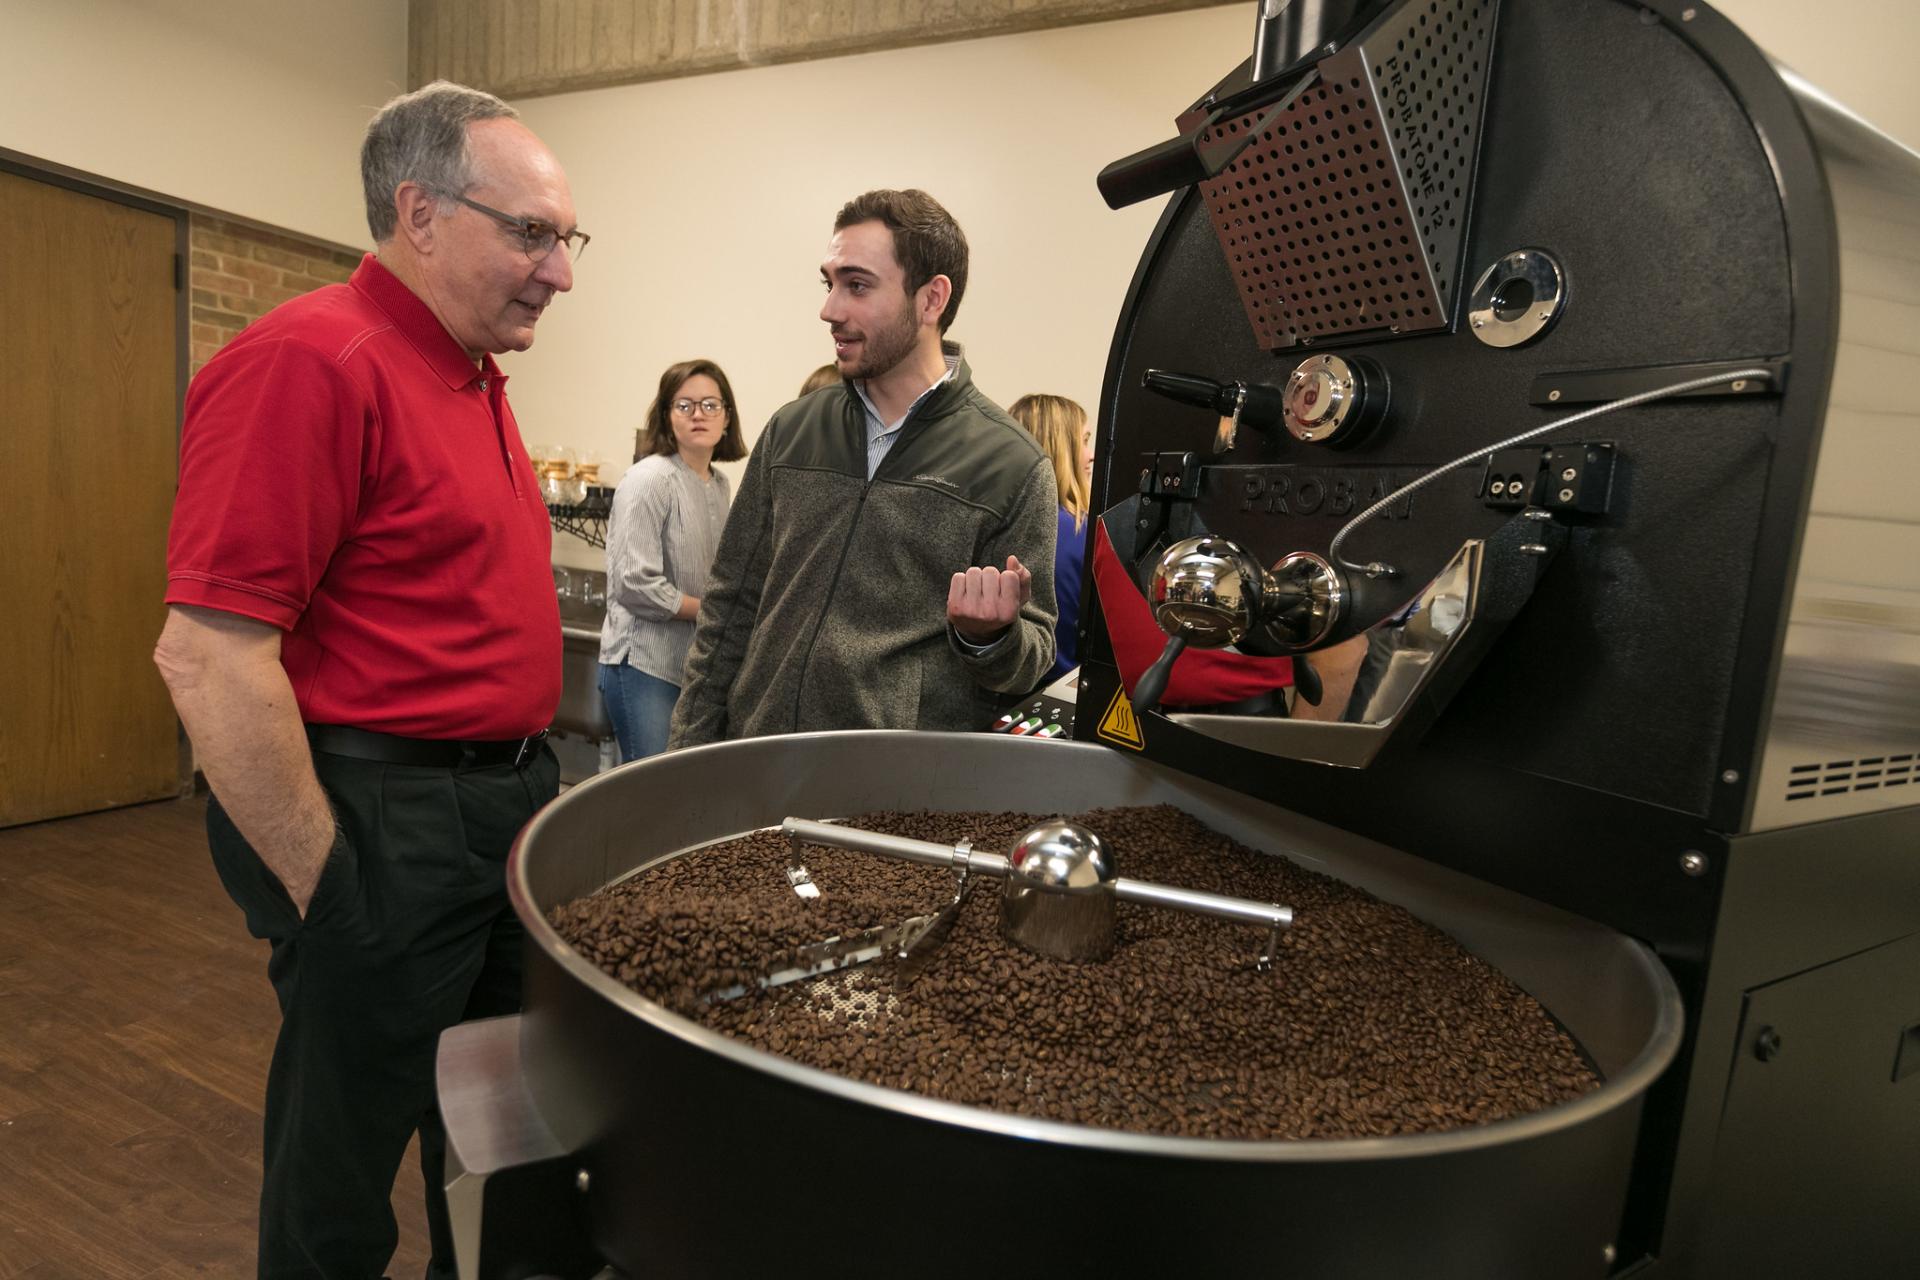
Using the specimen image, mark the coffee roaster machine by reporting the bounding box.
[437,2,1920,1276]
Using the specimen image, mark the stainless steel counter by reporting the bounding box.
[552,567,615,771]
[557,623,612,740]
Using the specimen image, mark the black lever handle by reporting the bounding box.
[1135,633,1318,714]
[1143,369,1230,412]
[1144,369,1286,430]
[1132,635,1188,716]
[1096,70,1320,211]
[1098,132,1216,211]
[1291,652,1323,707]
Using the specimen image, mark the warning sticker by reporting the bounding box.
[1096,684,1146,751]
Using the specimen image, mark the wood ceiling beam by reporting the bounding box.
[410,0,1240,98]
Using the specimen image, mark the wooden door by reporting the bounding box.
[1,169,182,827]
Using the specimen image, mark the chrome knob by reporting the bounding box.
[1282,353,1385,445]
[1268,551,1344,649]
[1134,536,1345,714]
[1006,820,1115,890]
[1000,821,1117,962]
[1148,537,1346,653]
[1148,535,1269,646]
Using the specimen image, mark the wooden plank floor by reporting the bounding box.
[0,796,432,1279]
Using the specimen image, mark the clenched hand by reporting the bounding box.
[948,555,1032,645]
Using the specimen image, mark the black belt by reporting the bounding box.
[305,723,549,769]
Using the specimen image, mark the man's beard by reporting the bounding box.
[845,295,920,381]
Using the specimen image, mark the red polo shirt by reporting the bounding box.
[166,255,561,740]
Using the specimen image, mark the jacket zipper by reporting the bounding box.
[790,383,949,730]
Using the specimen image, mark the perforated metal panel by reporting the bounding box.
[1198,0,1499,350]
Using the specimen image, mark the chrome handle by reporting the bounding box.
[1147,536,1345,653]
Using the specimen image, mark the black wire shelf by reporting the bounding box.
[546,489,613,549]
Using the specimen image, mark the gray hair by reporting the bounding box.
[361,80,518,242]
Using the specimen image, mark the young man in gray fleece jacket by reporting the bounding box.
[669,189,1058,746]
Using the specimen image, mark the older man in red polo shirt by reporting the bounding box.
[153,81,583,1280]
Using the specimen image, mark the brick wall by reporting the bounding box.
[188,216,363,373]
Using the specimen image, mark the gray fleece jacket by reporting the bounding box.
[669,350,1057,746]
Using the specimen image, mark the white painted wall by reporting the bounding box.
[511,5,1258,567]
[504,0,1919,569]
[0,0,408,248]
[1716,0,1919,149]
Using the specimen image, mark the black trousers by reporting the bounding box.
[207,742,560,1280]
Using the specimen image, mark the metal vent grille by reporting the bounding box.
[1368,0,1497,302]
[1786,753,1919,802]
[1196,0,1497,350]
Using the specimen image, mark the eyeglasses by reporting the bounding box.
[445,193,591,263]
[672,398,727,417]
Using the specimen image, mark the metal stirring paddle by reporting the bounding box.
[783,817,1294,971]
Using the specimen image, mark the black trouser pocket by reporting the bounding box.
[206,795,359,941]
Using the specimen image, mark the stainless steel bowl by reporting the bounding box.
[505,731,1683,1278]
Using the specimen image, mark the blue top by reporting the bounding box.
[1051,505,1088,682]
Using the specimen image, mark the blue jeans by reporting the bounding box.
[597,663,681,763]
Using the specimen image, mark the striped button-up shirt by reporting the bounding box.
[598,451,732,685]
[855,352,958,479]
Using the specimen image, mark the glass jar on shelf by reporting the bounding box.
[574,451,603,505]
[538,446,577,507]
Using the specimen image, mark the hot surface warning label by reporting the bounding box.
[1096,685,1145,751]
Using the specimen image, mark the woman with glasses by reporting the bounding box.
[597,358,747,760]
[1009,394,1092,684]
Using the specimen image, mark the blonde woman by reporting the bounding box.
[1009,394,1091,682]
[798,362,840,397]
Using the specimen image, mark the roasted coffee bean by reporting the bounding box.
[547,806,1597,1141]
